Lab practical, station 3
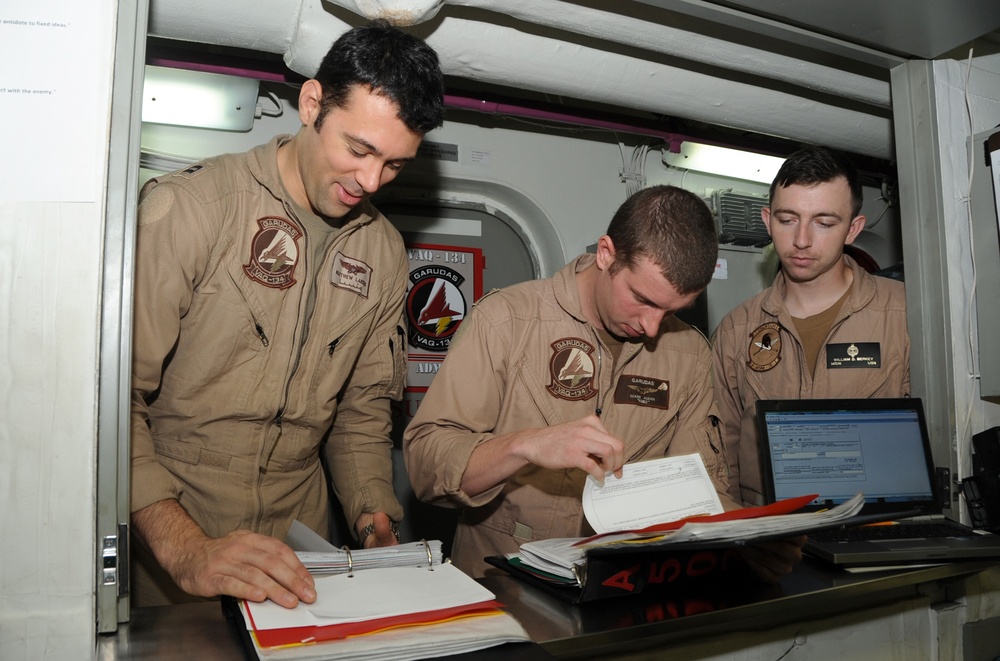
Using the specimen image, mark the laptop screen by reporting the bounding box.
[756,399,939,515]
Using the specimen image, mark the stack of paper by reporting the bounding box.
[512,493,867,584]
[239,563,530,661]
[286,521,443,574]
[589,491,866,548]
[514,538,586,581]
[295,540,443,575]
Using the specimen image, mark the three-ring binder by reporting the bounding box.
[341,545,354,577]
[421,539,433,570]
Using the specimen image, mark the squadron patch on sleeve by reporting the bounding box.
[243,216,301,289]
[747,322,782,372]
[547,338,597,401]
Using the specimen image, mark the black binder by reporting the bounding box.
[486,544,749,604]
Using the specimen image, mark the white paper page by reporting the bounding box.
[0,2,101,201]
[665,492,866,543]
[246,563,496,631]
[247,607,529,660]
[287,520,338,552]
[515,537,586,578]
[582,453,724,534]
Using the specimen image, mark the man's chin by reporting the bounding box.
[315,201,358,224]
[612,329,644,343]
[783,267,818,284]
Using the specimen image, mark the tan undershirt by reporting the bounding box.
[790,286,851,378]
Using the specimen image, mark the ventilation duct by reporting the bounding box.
[713,189,770,247]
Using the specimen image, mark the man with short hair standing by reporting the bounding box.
[130,20,444,607]
[406,185,803,582]
[713,146,910,507]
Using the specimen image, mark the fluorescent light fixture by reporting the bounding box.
[142,65,259,131]
[662,142,785,184]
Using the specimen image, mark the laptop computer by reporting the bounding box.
[756,398,1000,566]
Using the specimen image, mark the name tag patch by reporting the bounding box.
[613,375,669,409]
[331,251,372,298]
[827,342,881,368]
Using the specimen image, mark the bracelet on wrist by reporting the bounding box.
[358,519,400,544]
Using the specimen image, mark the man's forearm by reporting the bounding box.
[460,432,529,497]
[131,498,208,574]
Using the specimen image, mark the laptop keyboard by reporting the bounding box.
[810,521,972,542]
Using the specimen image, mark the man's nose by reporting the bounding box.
[793,223,812,248]
[640,309,668,336]
[357,162,382,194]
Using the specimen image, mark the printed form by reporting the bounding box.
[582,453,724,534]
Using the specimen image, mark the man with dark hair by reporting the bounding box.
[712,145,910,506]
[130,20,445,607]
[404,185,803,581]
[604,182,720,293]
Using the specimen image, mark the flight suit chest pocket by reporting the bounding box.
[317,305,406,399]
[386,323,407,397]
[697,415,729,488]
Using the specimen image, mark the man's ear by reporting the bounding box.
[844,213,867,245]
[595,235,616,271]
[761,206,774,237]
[298,79,323,127]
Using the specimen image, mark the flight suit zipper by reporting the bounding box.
[253,203,320,531]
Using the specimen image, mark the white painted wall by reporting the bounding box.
[927,52,1000,634]
[930,53,1000,479]
[0,1,116,660]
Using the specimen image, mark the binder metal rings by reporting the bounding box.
[421,539,434,570]
[342,545,354,577]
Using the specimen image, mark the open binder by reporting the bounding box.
[486,544,747,604]
[225,526,532,660]
[487,493,888,603]
[286,520,445,574]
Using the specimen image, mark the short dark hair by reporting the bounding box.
[769,146,863,217]
[313,19,445,135]
[606,185,718,295]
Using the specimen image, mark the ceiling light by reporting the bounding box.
[662,142,785,184]
[142,65,259,131]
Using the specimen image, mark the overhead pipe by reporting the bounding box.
[143,53,693,151]
[147,0,895,158]
[430,0,891,109]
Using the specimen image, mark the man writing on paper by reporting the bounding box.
[130,21,444,607]
[712,146,910,507]
[404,185,804,580]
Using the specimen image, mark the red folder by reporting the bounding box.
[575,493,818,546]
[245,599,505,649]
